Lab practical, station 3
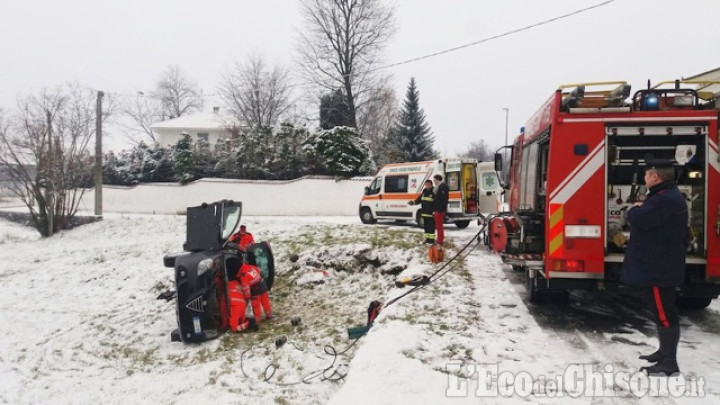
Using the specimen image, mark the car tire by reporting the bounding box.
[360,208,376,224]
[455,220,470,229]
[415,211,424,228]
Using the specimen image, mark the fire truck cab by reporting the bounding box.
[490,80,720,308]
[359,158,500,228]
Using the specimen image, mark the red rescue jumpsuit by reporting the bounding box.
[229,232,255,250]
[239,263,273,323]
[227,280,249,332]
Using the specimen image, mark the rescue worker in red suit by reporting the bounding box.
[228,278,254,332]
[621,157,687,376]
[239,262,273,324]
[229,225,255,250]
[432,174,449,247]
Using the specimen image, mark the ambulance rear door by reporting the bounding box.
[444,160,467,216]
[478,162,502,214]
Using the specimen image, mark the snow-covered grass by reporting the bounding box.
[0,215,432,404]
[1,215,719,404]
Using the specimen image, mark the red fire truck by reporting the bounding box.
[489,80,720,308]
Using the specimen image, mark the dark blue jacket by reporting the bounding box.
[621,181,687,287]
[433,182,449,213]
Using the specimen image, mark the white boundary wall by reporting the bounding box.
[77,176,372,216]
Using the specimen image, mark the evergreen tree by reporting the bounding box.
[304,126,368,177]
[391,78,435,162]
[172,132,197,184]
[270,123,311,179]
[214,133,242,179]
[193,138,216,178]
[319,90,353,130]
[234,126,273,179]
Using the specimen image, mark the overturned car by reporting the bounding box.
[163,200,275,343]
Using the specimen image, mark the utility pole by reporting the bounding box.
[502,107,509,148]
[502,107,510,206]
[46,110,54,236]
[95,90,104,217]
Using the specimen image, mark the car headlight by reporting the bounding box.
[197,258,214,276]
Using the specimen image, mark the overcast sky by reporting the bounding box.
[1,0,719,155]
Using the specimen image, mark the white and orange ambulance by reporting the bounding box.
[359,158,500,228]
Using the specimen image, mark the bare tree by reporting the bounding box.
[119,65,203,144]
[0,84,109,236]
[297,0,396,130]
[461,139,494,162]
[118,94,164,144]
[356,86,398,168]
[154,65,203,119]
[218,55,292,130]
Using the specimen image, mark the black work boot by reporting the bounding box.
[639,350,663,363]
[641,326,680,376]
[642,358,680,376]
[639,326,664,362]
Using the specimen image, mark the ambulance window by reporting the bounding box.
[447,172,460,191]
[482,172,498,190]
[367,177,382,195]
[385,175,408,193]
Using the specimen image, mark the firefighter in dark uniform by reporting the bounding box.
[408,180,436,244]
[621,157,687,376]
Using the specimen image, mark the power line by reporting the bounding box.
[89,0,617,98]
[295,0,618,87]
[377,0,617,71]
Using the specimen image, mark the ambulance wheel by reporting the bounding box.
[676,296,712,310]
[455,220,470,229]
[360,208,376,224]
[415,211,424,228]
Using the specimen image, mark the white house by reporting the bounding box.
[150,108,237,147]
[684,66,720,98]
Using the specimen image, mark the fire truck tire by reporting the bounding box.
[455,220,470,229]
[676,296,712,310]
[360,208,376,224]
[415,211,424,228]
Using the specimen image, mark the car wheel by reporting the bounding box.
[455,220,470,229]
[415,211,424,228]
[360,208,376,224]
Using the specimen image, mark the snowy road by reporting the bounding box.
[333,224,719,404]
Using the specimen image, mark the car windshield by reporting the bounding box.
[222,205,241,239]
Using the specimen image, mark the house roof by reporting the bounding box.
[685,66,720,80]
[683,66,720,95]
[150,111,237,131]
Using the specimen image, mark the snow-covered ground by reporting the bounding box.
[1,214,719,404]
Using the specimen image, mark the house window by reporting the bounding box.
[197,133,209,143]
